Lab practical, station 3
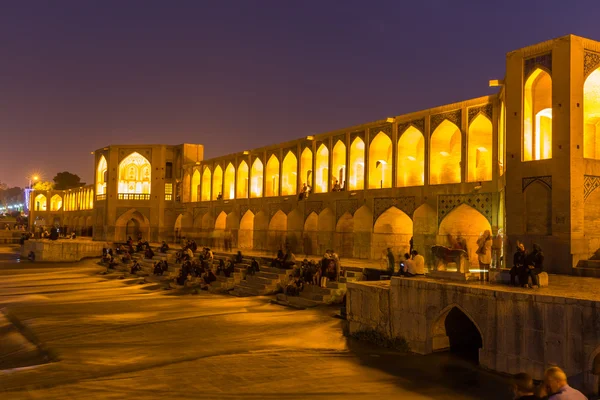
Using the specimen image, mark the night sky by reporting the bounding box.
[1,0,598,187]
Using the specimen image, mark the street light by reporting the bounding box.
[29,175,39,189]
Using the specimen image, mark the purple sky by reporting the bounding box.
[0,0,598,188]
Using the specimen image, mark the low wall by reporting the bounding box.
[0,230,23,244]
[21,239,110,262]
[346,277,600,396]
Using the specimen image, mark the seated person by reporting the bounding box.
[161,260,169,273]
[176,266,190,286]
[27,251,35,261]
[130,261,141,275]
[202,268,217,285]
[190,240,198,252]
[224,259,235,278]
[144,247,155,260]
[285,271,304,296]
[217,259,226,276]
[108,255,118,269]
[234,251,243,264]
[185,247,194,261]
[282,251,296,269]
[401,253,420,277]
[135,241,144,252]
[153,262,164,275]
[271,249,285,268]
[70,232,76,239]
[410,250,425,276]
[121,251,132,263]
[248,258,260,276]
[159,241,169,253]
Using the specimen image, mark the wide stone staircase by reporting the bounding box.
[230,264,295,297]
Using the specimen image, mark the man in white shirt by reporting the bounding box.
[411,250,425,275]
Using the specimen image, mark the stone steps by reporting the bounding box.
[273,293,321,309]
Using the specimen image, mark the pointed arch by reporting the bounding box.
[96,155,107,195]
[254,210,269,250]
[349,137,365,190]
[468,114,493,182]
[224,163,235,200]
[114,208,150,242]
[182,172,191,202]
[239,210,254,250]
[300,147,313,190]
[191,170,201,202]
[200,168,211,201]
[430,304,483,362]
[265,154,280,197]
[34,194,47,211]
[237,160,249,198]
[316,207,335,254]
[268,210,287,251]
[282,151,298,196]
[430,119,462,185]
[524,68,552,161]
[118,152,151,196]
[50,194,62,211]
[584,68,600,159]
[353,205,372,259]
[372,206,413,259]
[368,132,393,189]
[397,126,424,187]
[335,211,354,258]
[251,158,264,198]
[212,165,223,200]
[332,140,346,190]
[412,203,437,264]
[303,211,318,256]
[315,144,329,193]
[215,211,227,230]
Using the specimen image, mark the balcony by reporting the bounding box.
[96,194,106,201]
[118,193,150,200]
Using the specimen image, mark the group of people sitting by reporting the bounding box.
[510,241,545,288]
[298,183,312,200]
[271,249,297,269]
[284,249,341,296]
[175,239,201,263]
[153,260,169,275]
[386,248,425,277]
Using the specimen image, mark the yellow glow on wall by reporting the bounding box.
[201,168,211,201]
[499,101,506,175]
[212,165,223,200]
[467,114,493,182]
[237,160,249,198]
[315,144,329,193]
[118,152,151,195]
[183,172,190,202]
[224,163,235,200]
[191,170,200,202]
[584,68,600,159]
[96,155,107,195]
[368,132,392,189]
[523,68,552,161]
[265,155,280,197]
[397,126,424,187]
[349,137,365,190]
[300,147,313,188]
[50,194,62,211]
[34,194,47,211]
[282,151,298,196]
[250,158,263,198]
[332,140,346,189]
[430,119,462,185]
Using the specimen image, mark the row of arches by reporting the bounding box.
[33,190,94,212]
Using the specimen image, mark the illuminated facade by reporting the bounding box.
[28,35,600,273]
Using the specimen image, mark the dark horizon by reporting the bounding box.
[1,0,599,187]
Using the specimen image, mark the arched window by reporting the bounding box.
[237,161,249,199]
[250,158,263,198]
[224,163,235,200]
[265,155,280,197]
[212,165,223,200]
[468,114,493,182]
[368,132,392,189]
[332,140,346,190]
[117,152,151,198]
[300,147,313,190]
[315,144,329,193]
[349,137,365,190]
[201,168,211,201]
[282,151,298,196]
[34,194,47,211]
[96,155,107,196]
[191,170,200,202]
[50,194,62,211]
[524,68,552,161]
[397,126,424,187]
[584,68,600,159]
[430,120,462,185]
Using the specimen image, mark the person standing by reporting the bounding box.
[476,230,492,282]
[386,248,395,276]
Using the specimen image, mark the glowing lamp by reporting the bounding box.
[477,147,488,152]
[407,156,416,161]
[440,151,449,157]
[306,136,315,140]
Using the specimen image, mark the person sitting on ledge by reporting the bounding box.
[130,261,141,275]
[108,255,118,269]
[121,251,132,263]
[285,269,304,296]
[332,179,341,192]
[510,372,537,400]
[544,366,587,399]
[70,232,76,239]
[282,249,296,269]
[247,258,260,276]
[216,192,223,200]
[524,243,544,289]
[202,268,217,285]
[411,250,425,276]
[159,241,169,253]
[234,250,243,264]
[153,261,164,276]
[510,241,527,287]
[224,258,235,277]
[144,246,155,260]
[27,251,35,262]
[136,240,144,253]
[400,253,415,277]
[271,249,285,269]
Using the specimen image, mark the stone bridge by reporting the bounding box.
[346,277,600,396]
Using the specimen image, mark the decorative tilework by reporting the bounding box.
[214,205,233,216]
[585,51,600,77]
[304,201,324,218]
[269,202,292,219]
[584,175,600,200]
[437,193,493,225]
[240,203,262,217]
[368,124,392,143]
[350,131,365,143]
[467,104,493,125]
[430,109,462,132]
[524,53,552,79]
[266,149,279,161]
[373,197,416,222]
[333,134,345,146]
[522,176,552,192]
[284,147,297,158]
[398,118,425,136]
[336,199,359,221]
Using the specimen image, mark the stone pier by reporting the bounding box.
[21,239,110,262]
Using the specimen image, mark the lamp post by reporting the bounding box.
[29,175,39,189]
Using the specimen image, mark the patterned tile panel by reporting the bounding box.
[584,175,600,200]
[430,109,462,132]
[522,176,552,192]
[304,201,324,218]
[467,104,493,125]
[437,193,493,225]
[335,199,359,221]
[524,53,552,79]
[585,51,600,77]
[373,197,416,222]
[398,118,425,136]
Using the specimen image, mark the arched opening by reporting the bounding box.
[174,214,183,242]
[349,137,365,190]
[368,132,392,189]
[317,208,335,255]
[468,114,493,182]
[223,163,235,200]
[372,207,413,259]
[96,155,107,196]
[430,120,462,185]
[114,209,150,242]
[584,68,600,159]
[413,203,437,266]
[201,168,211,201]
[281,151,298,196]
[303,212,318,256]
[438,204,491,268]
[585,189,600,259]
[332,140,346,190]
[192,170,201,202]
[182,172,191,202]
[212,165,223,200]
[524,68,552,161]
[254,211,269,250]
[286,208,303,253]
[525,181,552,235]
[50,194,63,211]
[239,210,254,250]
[118,152,151,197]
[315,144,329,193]
[265,155,280,197]
[335,212,354,258]
[34,194,47,211]
[213,211,227,248]
[250,158,263,198]
[353,205,373,259]
[432,306,483,364]
[300,147,313,190]
[268,210,287,252]
[397,126,424,187]
[237,161,249,199]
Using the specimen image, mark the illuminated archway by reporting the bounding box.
[353,205,372,259]
[372,207,413,259]
[349,137,365,190]
[223,163,235,200]
[332,140,346,189]
[96,155,107,195]
[368,132,392,189]
[191,170,200,202]
[239,210,254,250]
[114,208,150,242]
[335,212,354,258]
[430,120,462,185]
[212,165,223,200]
[584,68,600,159]
[34,194,47,211]
[201,168,211,201]
[265,155,280,197]
[182,172,191,202]
[524,68,552,161]
[397,126,424,187]
[468,114,493,182]
[315,144,329,193]
[50,194,62,211]
[281,151,297,196]
[268,210,287,251]
[250,158,263,198]
[118,152,151,196]
[303,212,318,255]
[300,147,313,189]
[237,160,249,198]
